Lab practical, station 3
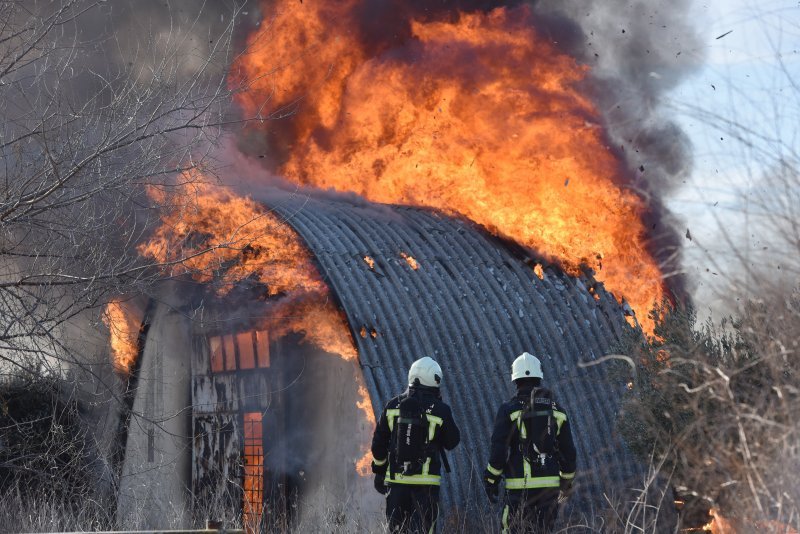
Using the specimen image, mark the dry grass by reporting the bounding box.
[619,293,800,531]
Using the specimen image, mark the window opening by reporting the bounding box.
[210,336,224,373]
[208,330,270,372]
[243,411,264,533]
[256,330,270,368]
[237,331,256,370]
[223,334,237,371]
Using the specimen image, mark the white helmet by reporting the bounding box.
[408,357,443,388]
[511,352,543,381]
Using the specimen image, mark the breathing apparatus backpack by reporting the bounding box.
[518,387,558,467]
[393,392,431,476]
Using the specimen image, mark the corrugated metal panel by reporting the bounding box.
[267,192,645,515]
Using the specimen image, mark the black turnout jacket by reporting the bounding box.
[485,386,577,490]
[371,387,461,486]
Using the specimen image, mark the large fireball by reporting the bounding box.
[234,2,666,333]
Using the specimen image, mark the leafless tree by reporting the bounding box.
[0,0,268,529]
[0,0,252,373]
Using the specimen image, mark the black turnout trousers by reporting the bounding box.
[501,488,560,534]
[386,484,440,534]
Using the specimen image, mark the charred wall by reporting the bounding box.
[122,293,378,529]
[190,325,373,527]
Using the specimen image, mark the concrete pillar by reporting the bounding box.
[117,302,192,529]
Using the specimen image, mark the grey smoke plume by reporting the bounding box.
[534,0,702,193]
[532,0,703,296]
[266,337,384,528]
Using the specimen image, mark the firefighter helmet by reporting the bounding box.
[408,357,443,388]
[511,352,543,381]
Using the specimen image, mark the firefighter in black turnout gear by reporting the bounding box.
[371,357,461,533]
[484,352,577,533]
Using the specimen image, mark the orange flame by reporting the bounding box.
[356,380,377,476]
[703,509,799,534]
[265,294,358,361]
[234,2,666,333]
[102,300,140,374]
[138,178,323,297]
[704,509,736,534]
[400,252,419,270]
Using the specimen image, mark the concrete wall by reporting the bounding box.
[117,301,193,529]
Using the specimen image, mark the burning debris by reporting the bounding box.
[363,255,375,269]
[701,508,800,534]
[400,252,419,270]
[357,325,380,341]
[233,0,669,334]
[702,509,735,534]
[587,284,600,301]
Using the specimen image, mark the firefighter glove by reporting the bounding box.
[483,469,499,503]
[372,458,387,475]
[558,476,574,503]
[374,473,388,495]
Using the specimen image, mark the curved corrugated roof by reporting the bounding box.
[266,190,646,517]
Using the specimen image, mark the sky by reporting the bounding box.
[666,0,799,313]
